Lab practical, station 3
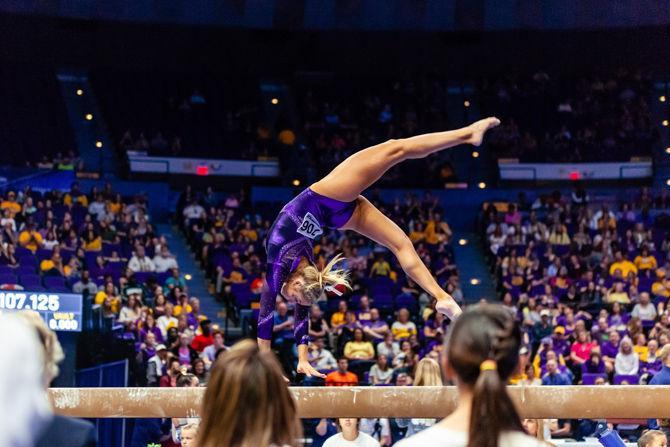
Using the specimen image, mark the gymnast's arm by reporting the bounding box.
[257,277,278,353]
[295,303,327,379]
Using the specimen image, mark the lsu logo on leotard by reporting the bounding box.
[296,212,323,239]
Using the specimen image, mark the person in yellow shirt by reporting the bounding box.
[343,328,375,360]
[652,271,670,298]
[18,224,43,253]
[633,333,649,363]
[239,221,258,242]
[608,251,638,278]
[408,222,425,244]
[606,282,631,304]
[174,294,193,316]
[330,300,348,329]
[82,230,102,251]
[0,191,21,216]
[370,255,392,277]
[634,247,657,272]
[63,183,88,207]
[391,308,417,340]
[95,282,121,314]
[40,251,65,275]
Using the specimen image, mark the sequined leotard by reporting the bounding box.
[258,188,356,345]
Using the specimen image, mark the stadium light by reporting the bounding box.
[85,113,93,121]
[661,95,666,102]
[184,274,192,280]
[76,89,83,96]
[292,179,301,186]
[666,147,670,154]
[663,120,669,127]
[463,100,470,108]
[271,98,279,105]
[478,182,486,189]
[95,141,102,148]
[458,238,468,246]
[472,151,479,158]
[470,278,480,285]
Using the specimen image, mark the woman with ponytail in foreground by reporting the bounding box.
[396,304,544,447]
[258,118,500,378]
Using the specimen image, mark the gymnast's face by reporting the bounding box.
[282,277,309,306]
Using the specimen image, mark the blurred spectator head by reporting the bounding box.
[337,357,349,373]
[198,340,301,447]
[444,304,522,446]
[181,423,199,447]
[0,313,53,447]
[414,357,442,386]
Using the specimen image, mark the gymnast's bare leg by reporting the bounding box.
[311,117,500,319]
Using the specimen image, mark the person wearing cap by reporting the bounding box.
[532,309,553,348]
[147,344,171,387]
[532,339,567,379]
[551,326,570,358]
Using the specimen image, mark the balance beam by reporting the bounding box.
[48,386,670,419]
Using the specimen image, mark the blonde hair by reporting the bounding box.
[659,343,670,363]
[638,429,667,447]
[414,357,443,386]
[198,339,302,447]
[301,253,351,303]
[15,310,64,384]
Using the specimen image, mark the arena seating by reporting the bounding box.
[483,187,670,389]
[90,70,264,159]
[478,69,657,162]
[0,65,76,166]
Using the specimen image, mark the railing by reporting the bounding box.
[49,386,670,418]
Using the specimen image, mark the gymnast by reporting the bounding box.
[258,117,501,378]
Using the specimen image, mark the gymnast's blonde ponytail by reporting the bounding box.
[301,253,351,303]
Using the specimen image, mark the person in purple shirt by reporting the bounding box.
[257,118,500,377]
[362,308,389,342]
[601,329,620,370]
[582,350,606,375]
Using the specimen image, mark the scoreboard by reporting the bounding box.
[0,291,83,332]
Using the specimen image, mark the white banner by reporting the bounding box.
[128,152,279,177]
[498,160,652,181]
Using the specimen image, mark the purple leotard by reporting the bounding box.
[258,187,356,345]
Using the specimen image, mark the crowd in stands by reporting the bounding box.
[91,71,265,160]
[178,185,462,387]
[483,186,670,440]
[0,65,76,167]
[297,77,455,187]
[479,68,657,162]
[0,181,230,398]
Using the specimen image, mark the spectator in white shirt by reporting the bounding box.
[308,337,338,371]
[632,292,658,322]
[323,418,380,447]
[615,336,639,376]
[154,245,179,273]
[128,245,156,273]
[376,332,400,362]
[157,303,178,339]
[201,331,229,370]
[183,200,206,225]
[88,194,106,221]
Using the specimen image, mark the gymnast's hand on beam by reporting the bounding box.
[297,360,327,379]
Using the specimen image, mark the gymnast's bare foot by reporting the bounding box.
[466,117,501,147]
